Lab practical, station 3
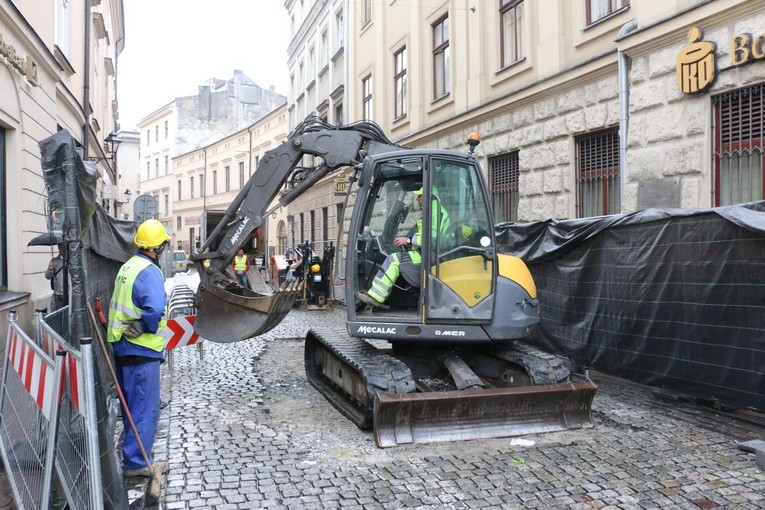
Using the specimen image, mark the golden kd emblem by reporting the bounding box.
[677,27,716,94]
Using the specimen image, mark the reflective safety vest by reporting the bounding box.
[107,255,166,352]
[234,255,247,273]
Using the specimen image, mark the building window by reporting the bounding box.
[322,206,329,243]
[500,0,524,68]
[336,203,343,224]
[278,221,288,255]
[361,0,371,26]
[394,47,407,119]
[362,75,372,121]
[321,28,329,66]
[177,180,182,201]
[213,170,218,194]
[0,128,6,289]
[239,162,245,188]
[177,216,182,230]
[713,85,765,206]
[310,210,316,243]
[164,155,169,175]
[335,9,344,51]
[252,156,259,177]
[155,125,159,142]
[489,151,520,223]
[164,120,169,139]
[586,0,629,25]
[190,176,195,199]
[308,47,315,82]
[164,195,169,217]
[155,159,159,179]
[55,0,69,54]
[576,127,620,217]
[433,15,450,100]
[146,161,151,181]
[334,102,343,125]
[199,174,204,197]
[225,166,231,192]
[146,130,150,145]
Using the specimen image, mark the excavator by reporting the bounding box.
[191,115,596,447]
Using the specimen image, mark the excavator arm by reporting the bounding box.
[192,116,401,343]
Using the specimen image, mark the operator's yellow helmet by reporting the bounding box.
[134,219,170,249]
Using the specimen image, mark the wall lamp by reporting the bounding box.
[88,131,121,165]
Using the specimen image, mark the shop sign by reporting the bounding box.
[0,33,39,86]
[677,27,765,94]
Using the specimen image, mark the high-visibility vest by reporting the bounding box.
[107,255,166,352]
[234,255,247,272]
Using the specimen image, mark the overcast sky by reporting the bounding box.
[117,0,290,131]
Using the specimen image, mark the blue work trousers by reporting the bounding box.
[116,360,161,469]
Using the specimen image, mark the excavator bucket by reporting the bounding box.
[194,278,303,343]
[373,380,597,448]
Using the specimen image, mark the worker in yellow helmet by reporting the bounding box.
[107,219,169,478]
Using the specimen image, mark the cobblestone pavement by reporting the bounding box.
[153,307,765,510]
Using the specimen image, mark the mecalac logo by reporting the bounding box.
[435,330,466,337]
[357,326,396,335]
[230,216,250,245]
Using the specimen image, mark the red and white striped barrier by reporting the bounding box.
[37,325,87,418]
[7,326,57,421]
[163,315,203,350]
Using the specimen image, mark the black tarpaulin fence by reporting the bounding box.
[496,201,765,413]
[40,129,135,509]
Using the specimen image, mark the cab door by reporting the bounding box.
[424,158,495,322]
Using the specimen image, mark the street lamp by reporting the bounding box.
[88,131,121,165]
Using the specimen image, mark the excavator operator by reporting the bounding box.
[356,186,450,309]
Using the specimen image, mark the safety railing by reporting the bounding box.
[0,309,103,510]
[164,284,204,370]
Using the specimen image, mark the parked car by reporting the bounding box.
[172,250,189,273]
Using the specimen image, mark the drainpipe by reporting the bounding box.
[618,20,638,212]
[82,1,92,158]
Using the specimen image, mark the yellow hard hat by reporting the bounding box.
[134,219,169,249]
[310,263,321,274]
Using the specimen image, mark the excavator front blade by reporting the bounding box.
[194,279,303,343]
[373,380,597,448]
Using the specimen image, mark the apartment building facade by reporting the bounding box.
[0,0,123,333]
[137,71,286,251]
[284,0,350,255]
[172,105,289,259]
[346,0,765,222]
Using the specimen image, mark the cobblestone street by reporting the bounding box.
[152,307,764,510]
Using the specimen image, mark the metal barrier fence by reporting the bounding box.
[37,310,103,510]
[0,311,64,509]
[0,309,103,509]
[165,284,203,370]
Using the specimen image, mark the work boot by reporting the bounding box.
[355,291,390,310]
[123,461,169,478]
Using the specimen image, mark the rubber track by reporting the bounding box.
[305,328,414,429]
[486,343,576,385]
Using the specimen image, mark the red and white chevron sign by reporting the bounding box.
[163,315,203,350]
[7,327,57,421]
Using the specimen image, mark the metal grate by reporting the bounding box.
[489,151,519,223]
[713,84,765,205]
[576,127,620,217]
